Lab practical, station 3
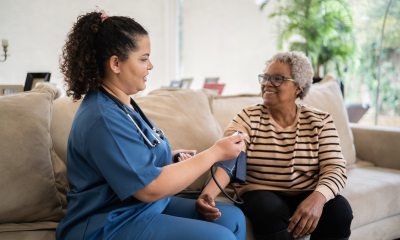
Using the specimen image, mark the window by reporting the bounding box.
[346,0,400,127]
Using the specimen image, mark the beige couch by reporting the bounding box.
[0,80,399,240]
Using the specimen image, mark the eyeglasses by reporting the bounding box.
[258,74,297,87]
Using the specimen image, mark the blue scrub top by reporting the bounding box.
[56,91,171,240]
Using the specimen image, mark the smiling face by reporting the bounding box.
[117,35,153,95]
[261,61,300,108]
[104,35,153,96]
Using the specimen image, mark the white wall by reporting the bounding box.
[0,0,178,94]
[182,0,279,95]
[0,0,278,95]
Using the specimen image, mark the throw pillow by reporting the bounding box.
[211,93,262,131]
[301,79,356,166]
[0,85,67,226]
[136,89,223,153]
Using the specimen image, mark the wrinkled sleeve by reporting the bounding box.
[315,114,347,202]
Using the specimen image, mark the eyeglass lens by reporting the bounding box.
[259,74,285,86]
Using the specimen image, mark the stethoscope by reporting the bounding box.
[100,87,165,148]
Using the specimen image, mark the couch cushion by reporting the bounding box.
[342,166,400,229]
[136,89,223,152]
[51,97,82,163]
[0,84,67,226]
[300,80,356,165]
[211,94,262,131]
[0,230,55,240]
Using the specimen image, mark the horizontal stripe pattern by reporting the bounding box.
[224,104,347,201]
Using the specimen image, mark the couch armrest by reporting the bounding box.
[350,123,400,170]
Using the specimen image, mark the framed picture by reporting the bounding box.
[180,78,193,89]
[24,72,51,91]
[203,83,226,95]
[169,80,183,88]
[204,77,220,84]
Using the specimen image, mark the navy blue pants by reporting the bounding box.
[239,191,353,240]
[119,196,246,240]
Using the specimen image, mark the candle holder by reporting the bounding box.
[1,39,9,62]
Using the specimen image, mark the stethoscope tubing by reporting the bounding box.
[99,87,162,148]
[125,112,160,147]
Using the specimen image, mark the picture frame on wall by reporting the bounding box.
[24,72,51,91]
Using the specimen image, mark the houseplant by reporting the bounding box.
[259,0,355,82]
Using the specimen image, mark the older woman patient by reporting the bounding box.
[196,51,353,240]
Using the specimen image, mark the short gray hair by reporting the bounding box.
[266,51,313,99]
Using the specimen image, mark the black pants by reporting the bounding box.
[238,190,353,240]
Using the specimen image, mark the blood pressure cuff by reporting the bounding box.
[215,151,246,184]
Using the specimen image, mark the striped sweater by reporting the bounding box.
[224,104,347,201]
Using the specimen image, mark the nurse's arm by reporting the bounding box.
[134,134,244,202]
[133,148,219,202]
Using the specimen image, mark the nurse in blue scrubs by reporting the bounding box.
[56,11,246,240]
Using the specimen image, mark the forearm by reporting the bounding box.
[134,148,219,202]
[201,167,230,199]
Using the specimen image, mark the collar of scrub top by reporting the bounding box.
[99,87,164,148]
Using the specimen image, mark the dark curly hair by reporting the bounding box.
[60,11,148,100]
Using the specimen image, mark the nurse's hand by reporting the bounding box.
[196,193,221,221]
[211,132,246,162]
[171,149,197,163]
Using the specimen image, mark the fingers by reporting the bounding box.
[196,195,221,221]
[288,214,300,234]
[172,149,197,162]
[204,194,215,207]
[293,218,312,238]
[309,218,319,234]
[230,131,247,143]
[289,215,307,239]
[186,149,197,155]
[200,199,221,221]
[289,212,320,238]
[300,216,319,236]
[177,152,193,162]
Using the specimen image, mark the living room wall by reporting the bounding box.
[181,0,279,94]
[0,0,179,94]
[0,0,278,95]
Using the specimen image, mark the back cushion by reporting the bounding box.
[211,94,262,131]
[0,85,67,224]
[51,97,82,163]
[136,89,223,152]
[301,80,356,165]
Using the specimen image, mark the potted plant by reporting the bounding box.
[259,0,355,82]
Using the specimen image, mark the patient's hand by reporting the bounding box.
[196,193,221,221]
